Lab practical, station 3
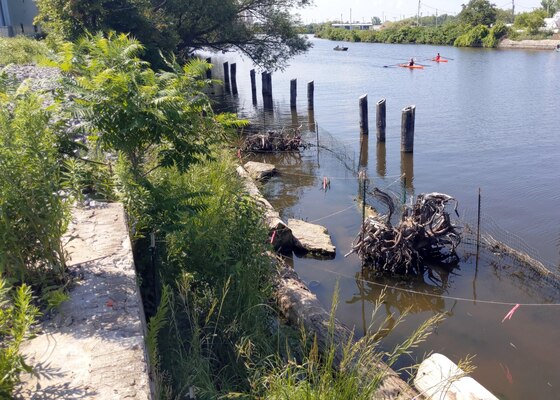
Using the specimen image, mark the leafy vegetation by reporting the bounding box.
[0,83,68,286]
[0,36,49,65]
[35,0,311,70]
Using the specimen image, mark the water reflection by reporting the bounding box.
[359,134,369,169]
[308,108,316,133]
[400,152,414,196]
[347,264,459,336]
[376,142,386,177]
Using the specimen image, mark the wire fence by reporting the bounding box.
[242,118,560,297]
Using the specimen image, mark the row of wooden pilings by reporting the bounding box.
[359,95,416,153]
[206,57,415,152]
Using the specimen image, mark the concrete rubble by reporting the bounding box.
[244,161,277,181]
[288,219,336,257]
[237,165,293,251]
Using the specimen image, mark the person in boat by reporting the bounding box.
[435,53,441,61]
[408,58,415,66]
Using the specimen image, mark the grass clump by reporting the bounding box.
[0,37,49,65]
[0,279,40,397]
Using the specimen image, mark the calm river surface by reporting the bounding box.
[212,36,560,399]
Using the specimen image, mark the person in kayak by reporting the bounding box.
[408,58,415,66]
[435,53,441,61]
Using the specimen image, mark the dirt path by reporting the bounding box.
[16,203,152,399]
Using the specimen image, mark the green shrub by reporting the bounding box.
[454,24,490,47]
[0,88,68,285]
[0,37,49,65]
[0,279,40,397]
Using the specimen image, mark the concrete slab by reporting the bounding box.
[16,203,152,400]
[244,161,277,181]
[414,353,498,400]
[288,219,336,257]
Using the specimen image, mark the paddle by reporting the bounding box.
[440,55,454,60]
[383,63,401,68]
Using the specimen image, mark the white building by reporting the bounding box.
[0,0,40,37]
[544,11,560,32]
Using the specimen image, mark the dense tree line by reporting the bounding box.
[313,0,554,48]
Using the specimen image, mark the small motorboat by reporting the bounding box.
[333,45,349,51]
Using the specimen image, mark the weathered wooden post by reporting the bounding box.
[262,72,273,109]
[307,80,314,110]
[230,63,238,95]
[359,94,368,135]
[376,98,386,142]
[401,105,415,153]
[223,62,230,93]
[205,57,212,79]
[291,108,299,128]
[250,69,257,105]
[290,79,297,108]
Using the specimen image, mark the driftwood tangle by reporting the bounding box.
[241,127,306,153]
[348,189,461,276]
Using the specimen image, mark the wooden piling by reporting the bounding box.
[230,63,238,95]
[262,72,273,109]
[250,69,257,105]
[307,81,314,110]
[290,79,297,108]
[401,105,416,153]
[205,57,212,79]
[359,94,368,135]
[376,98,386,142]
[223,62,230,93]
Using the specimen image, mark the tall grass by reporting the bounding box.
[0,37,49,65]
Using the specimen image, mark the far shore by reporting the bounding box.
[498,38,560,50]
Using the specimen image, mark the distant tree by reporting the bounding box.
[458,0,498,26]
[515,9,548,34]
[35,0,311,71]
[541,0,560,17]
[495,8,514,24]
[371,16,382,25]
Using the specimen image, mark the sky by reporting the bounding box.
[293,0,544,23]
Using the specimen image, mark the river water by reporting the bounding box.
[212,36,560,399]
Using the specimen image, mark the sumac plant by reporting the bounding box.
[52,32,228,177]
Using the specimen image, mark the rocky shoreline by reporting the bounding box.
[497,38,560,50]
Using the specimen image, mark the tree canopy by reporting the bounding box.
[458,0,498,26]
[35,0,311,70]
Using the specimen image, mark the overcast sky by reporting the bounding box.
[293,0,543,23]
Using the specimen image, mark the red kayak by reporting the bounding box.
[399,64,424,69]
[432,58,448,63]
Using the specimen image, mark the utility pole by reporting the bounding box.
[436,9,438,28]
[350,8,352,25]
[417,0,421,26]
[512,0,515,22]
